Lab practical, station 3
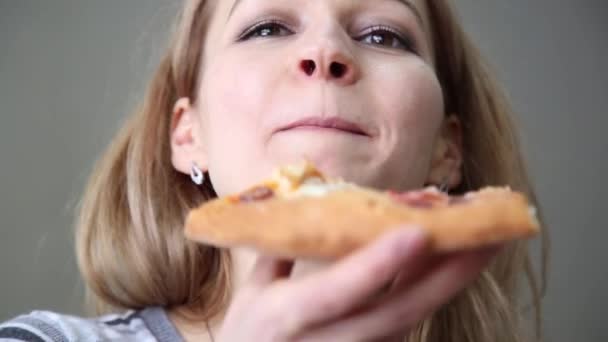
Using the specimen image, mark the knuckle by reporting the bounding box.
[367,240,408,278]
[367,256,397,282]
[315,297,342,317]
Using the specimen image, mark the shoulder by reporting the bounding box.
[0,309,160,342]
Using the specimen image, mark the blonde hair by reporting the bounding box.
[75,0,548,341]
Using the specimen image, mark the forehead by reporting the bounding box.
[229,0,426,20]
[212,0,430,30]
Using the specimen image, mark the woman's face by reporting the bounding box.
[188,0,448,196]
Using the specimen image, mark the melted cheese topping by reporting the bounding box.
[289,180,355,198]
[263,160,355,198]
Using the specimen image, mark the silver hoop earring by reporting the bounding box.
[191,162,205,185]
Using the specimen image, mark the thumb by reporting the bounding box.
[249,255,295,287]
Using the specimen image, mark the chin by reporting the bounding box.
[301,157,393,190]
[270,133,373,170]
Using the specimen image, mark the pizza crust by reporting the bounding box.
[184,187,540,259]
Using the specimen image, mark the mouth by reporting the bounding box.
[275,117,369,137]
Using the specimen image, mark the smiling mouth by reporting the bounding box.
[276,117,369,137]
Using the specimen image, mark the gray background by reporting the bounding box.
[1,1,606,341]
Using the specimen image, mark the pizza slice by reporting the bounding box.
[184,161,540,259]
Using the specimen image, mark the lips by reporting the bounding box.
[276,117,369,136]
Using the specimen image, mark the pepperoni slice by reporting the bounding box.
[389,188,473,209]
[448,195,471,205]
[389,188,449,209]
[238,186,275,203]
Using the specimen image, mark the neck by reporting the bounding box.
[167,248,258,342]
[168,310,217,342]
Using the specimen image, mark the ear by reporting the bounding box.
[426,115,463,190]
[170,97,208,175]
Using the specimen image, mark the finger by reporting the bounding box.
[346,254,441,319]
[249,255,294,287]
[360,252,438,307]
[387,253,441,293]
[386,245,491,294]
[297,246,499,342]
[288,226,429,331]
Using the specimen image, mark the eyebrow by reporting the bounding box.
[227,0,425,26]
[392,0,425,27]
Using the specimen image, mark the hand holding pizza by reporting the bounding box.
[187,161,534,340]
[216,227,500,342]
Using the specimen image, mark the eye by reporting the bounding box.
[356,26,416,52]
[238,20,294,41]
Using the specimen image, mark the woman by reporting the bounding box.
[0,0,546,341]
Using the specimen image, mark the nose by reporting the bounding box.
[295,39,360,86]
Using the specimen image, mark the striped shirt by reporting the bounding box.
[0,307,184,342]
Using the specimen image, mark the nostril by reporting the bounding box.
[329,62,347,78]
[301,60,316,76]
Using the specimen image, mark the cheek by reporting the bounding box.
[369,60,445,186]
[374,61,444,128]
[203,58,262,127]
[197,52,282,194]
[201,47,288,136]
